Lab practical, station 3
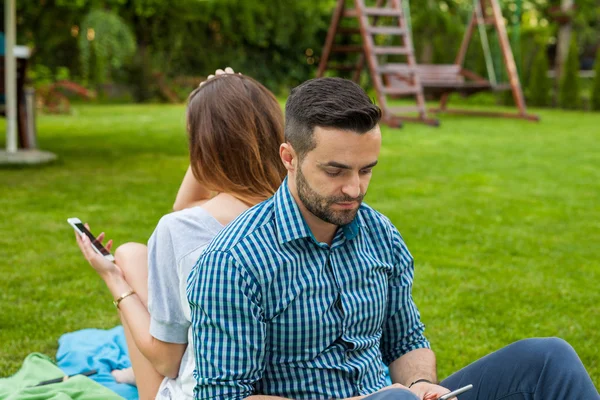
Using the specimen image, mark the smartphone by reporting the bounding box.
[438,384,473,400]
[67,217,115,262]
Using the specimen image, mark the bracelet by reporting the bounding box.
[113,289,136,309]
[409,378,434,388]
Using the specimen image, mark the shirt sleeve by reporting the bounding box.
[187,250,266,400]
[147,216,189,344]
[380,224,430,365]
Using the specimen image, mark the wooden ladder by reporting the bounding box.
[317,0,438,127]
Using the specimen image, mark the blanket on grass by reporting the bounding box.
[56,326,138,400]
[0,353,123,400]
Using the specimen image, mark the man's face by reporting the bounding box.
[295,125,382,226]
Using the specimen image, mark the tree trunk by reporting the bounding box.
[554,0,573,105]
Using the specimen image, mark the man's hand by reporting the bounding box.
[410,381,451,400]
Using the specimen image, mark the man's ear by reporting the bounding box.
[280,143,297,173]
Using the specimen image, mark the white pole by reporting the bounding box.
[5,0,17,153]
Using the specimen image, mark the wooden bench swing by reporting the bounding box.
[317,0,539,127]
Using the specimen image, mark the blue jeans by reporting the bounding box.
[366,338,599,400]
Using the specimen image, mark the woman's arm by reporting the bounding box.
[75,232,186,379]
[172,166,212,211]
[104,270,187,379]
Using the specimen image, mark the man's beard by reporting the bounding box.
[296,167,364,226]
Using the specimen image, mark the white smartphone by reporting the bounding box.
[67,217,115,262]
[438,384,473,400]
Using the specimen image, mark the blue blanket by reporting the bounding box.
[57,326,138,400]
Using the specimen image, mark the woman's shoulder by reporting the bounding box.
[198,194,251,227]
[160,206,222,229]
[152,207,224,257]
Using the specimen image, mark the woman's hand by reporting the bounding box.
[74,224,123,281]
[199,67,240,87]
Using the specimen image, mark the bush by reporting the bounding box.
[559,36,581,109]
[528,48,550,107]
[592,49,600,111]
[29,65,73,88]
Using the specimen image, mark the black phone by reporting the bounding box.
[68,218,115,261]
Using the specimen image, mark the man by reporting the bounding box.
[187,77,598,400]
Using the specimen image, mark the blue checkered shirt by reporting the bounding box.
[187,178,429,399]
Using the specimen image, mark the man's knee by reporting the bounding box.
[511,337,578,369]
[520,337,574,358]
[114,242,147,268]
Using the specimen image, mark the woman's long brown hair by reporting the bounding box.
[187,74,286,205]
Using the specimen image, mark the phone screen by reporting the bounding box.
[74,223,111,256]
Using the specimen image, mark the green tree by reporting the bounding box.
[192,0,331,92]
[528,47,550,107]
[78,9,136,86]
[591,49,600,111]
[559,36,581,109]
[16,0,131,82]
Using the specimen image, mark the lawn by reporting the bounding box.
[0,104,598,388]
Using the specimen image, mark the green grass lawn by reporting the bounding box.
[1,104,598,387]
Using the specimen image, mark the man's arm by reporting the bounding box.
[379,225,431,366]
[388,347,437,386]
[389,348,453,400]
[187,250,267,399]
[380,225,450,400]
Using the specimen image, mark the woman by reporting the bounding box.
[75,68,286,399]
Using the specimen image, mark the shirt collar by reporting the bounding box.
[274,177,364,245]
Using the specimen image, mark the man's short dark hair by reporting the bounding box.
[285,77,382,159]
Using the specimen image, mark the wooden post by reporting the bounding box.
[352,0,387,83]
[317,0,346,78]
[390,0,426,120]
[488,0,528,116]
[355,0,388,119]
